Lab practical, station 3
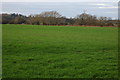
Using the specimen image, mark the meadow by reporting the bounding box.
[2,24,118,78]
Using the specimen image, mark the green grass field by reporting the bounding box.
[2,24,118,78]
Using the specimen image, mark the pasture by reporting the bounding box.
[2,24,118,78]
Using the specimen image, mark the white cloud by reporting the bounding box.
[90,3,107,6]
[96,3,106,6]
[98,6,118,8]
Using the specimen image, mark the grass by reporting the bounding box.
[2,24,118,78]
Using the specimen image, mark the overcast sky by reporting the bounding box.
[2,2,118,19]
[1,0,120,2]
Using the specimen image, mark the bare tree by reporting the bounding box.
[34,11,63,25]
[75,13,97,26]
[37,11,62,18]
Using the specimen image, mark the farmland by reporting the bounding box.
[2,24,118,78]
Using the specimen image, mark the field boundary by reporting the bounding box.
[11,24,119,28]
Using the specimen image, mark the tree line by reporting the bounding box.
[0,11,118,26]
